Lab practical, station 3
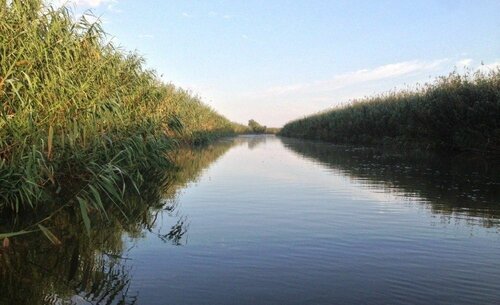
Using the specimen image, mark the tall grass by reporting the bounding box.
[0,0,243,228]
[279,70,500,152]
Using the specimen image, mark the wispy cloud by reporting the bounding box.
[456,58,473,67]
[182,12,193,18]
[257,59,449,98]
[478,60,500,72]
[230,58,500,126]
[106,1,122,13]
[454,58,500,73]
[139,34,155,39]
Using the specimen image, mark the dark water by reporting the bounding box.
[1,135,500,305]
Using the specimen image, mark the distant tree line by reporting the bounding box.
[248,119,267,133]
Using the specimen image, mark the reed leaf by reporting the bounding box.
[37,224,61,245]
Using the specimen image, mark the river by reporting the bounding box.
[1,135,499,305]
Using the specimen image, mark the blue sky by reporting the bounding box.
[54,0,500,126]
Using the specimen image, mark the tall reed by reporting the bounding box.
[279,70,500,152]
[0,0,244,231]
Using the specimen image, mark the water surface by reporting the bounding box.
[2,135,500,305]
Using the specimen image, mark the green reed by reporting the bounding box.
[0,0,244,234]
[279,70,500,152]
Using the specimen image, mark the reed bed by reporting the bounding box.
[279,70,500,152]
[0,0,244,231]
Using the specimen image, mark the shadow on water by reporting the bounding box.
[0,138,239,305]
[280,137,500,228]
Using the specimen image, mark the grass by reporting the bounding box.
[279,70,500,153]
[0,0,245,236]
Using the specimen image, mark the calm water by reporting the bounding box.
[2,135,500,305]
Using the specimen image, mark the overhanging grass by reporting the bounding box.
[0,0,245,236]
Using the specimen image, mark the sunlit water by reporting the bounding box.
[124,135,500,305]
[3,135,500,305]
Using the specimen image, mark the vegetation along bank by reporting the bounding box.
[0,0,246,236]
[279,70,500,153]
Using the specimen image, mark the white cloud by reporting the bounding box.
[139,34,155,39]
[257,58,448,98]
[106,1,122,13]
[179,58,498,126]
[230,58,500,126]
[456,58,473,67]
[478,60,500,72]
[214,58,457,126]
[182,12,193,18]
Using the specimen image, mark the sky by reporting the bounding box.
[51,0,500,127]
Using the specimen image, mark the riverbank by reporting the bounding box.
[279,70,500,153]
[0,1,246,231]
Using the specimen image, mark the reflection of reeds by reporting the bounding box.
[0,212,137,305]
[0,138,238,304]
[280,70,500,153]
[162,140,240,199]
[0,0,245,236]
[281,138,500,227]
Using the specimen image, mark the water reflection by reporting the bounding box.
[280,137,500,227]
[2,135,500,305]
[0,139,238,305]
[245,134,268,150]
